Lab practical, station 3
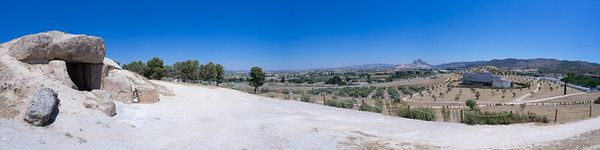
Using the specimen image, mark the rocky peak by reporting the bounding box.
[413,59,430,66]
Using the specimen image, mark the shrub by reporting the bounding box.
[325,99,339,107]
[464,111,548,125]
[373,88,385,99]
[441,106,451,122]
[394,106,435,121]
[339,99,357,109]
[326,76,345,85]
[595,97,600,104]
[325,99,356,109]
[360,104,382,113]
[301,92,313,103]
[465,99,477,110]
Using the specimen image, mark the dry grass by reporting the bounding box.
[544,92,600,103]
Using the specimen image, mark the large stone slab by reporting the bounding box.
[135,85,159,104]
[102,70,135,104]
[8,31,105,64]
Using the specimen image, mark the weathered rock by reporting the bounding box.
[48,60,76,89]
[84,90,117,116]
[101,70,135,104]
[103,58,122,70]
[120,70,174,96]
[8,31,105,64]
[100,58,121,83]
[24,88,59,126]
[135,85,159,103]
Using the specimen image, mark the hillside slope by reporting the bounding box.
[1,81,600,149]
[436,58,600,74]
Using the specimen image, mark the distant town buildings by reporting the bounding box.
[462,72,512,88]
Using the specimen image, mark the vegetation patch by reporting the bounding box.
[463,111,549,125]
[372,88,385,99]
[301,92,314,103]
[325,99,356,109]
[360,103,382,113]
[337,87,376,98]
[393,106,435,121]
[441,106,451,122]
[562,74,600,88]
[387,87,401,102]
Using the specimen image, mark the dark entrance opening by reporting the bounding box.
[66,63,103,91]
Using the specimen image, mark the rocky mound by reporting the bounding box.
[0,31,172,126]
[394,59,432,69]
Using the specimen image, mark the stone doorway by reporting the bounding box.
[66,63,103,91]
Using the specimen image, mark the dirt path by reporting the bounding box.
[1,81,599,149]
[512,83,541,103]
[519,92,587,103]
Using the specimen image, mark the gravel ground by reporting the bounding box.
[1,80,599,149]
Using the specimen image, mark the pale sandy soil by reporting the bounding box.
[1,80,600,149]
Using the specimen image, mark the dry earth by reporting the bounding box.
[1,81,600,149]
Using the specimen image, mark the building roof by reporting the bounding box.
[463,72,494,83]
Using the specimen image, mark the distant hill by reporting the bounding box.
[310,59,433,71]
[436,58,600,74]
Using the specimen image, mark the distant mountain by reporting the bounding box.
[394,59,432,69]
[307,59,432,71]
[433,61,488,69]
[337,63,397,70]
[306,63,396,72]
[436,58,600,74]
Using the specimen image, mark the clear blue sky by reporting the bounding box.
[1,0,599,70]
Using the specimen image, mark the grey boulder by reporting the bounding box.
[24,87,60,126]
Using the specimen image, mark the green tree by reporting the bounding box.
[122,61,146,76]
[326,76,345,85]
[144,57,166,80]
[249,66,265,94]
[562,73,600,88]
[201,62,218,84]
[281,76,286,83]
[465,99,477,110]
[163,65,176,79]
[173,60,200,82]
[199,64,207,81]
[215,64,225,86]
[595,97,600,104]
